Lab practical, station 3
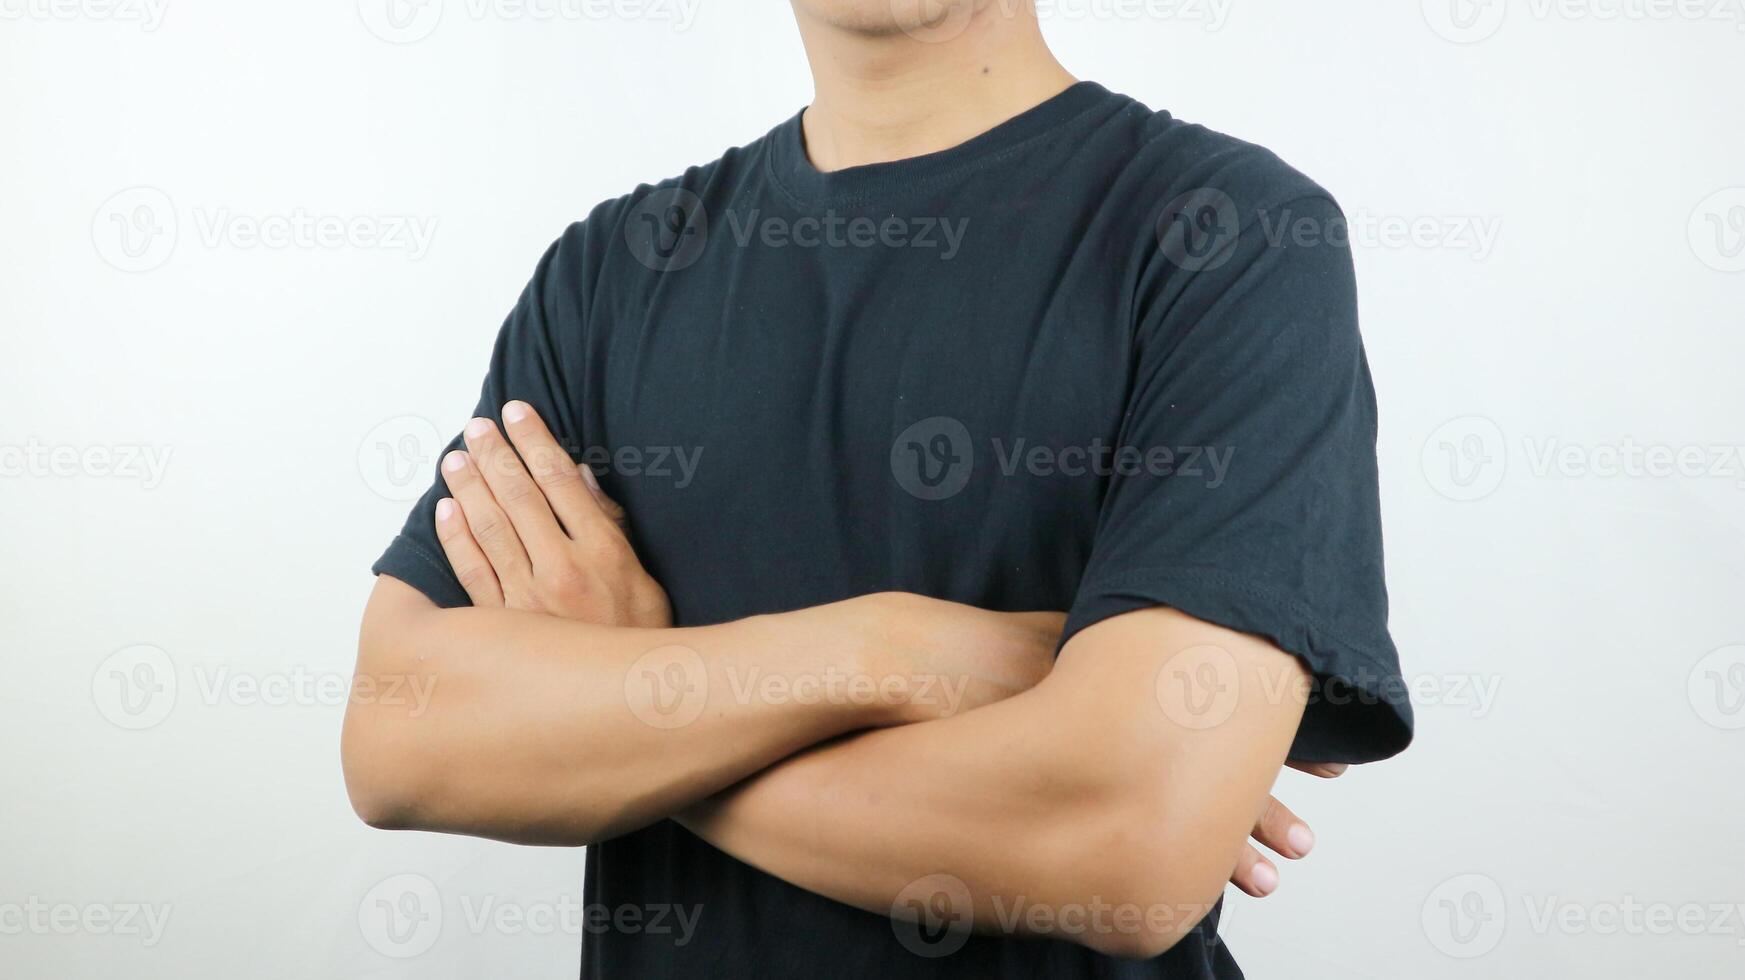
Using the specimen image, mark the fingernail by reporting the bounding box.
[436,498,456,521]
[465,417,492,439]
[443,450,468,473]
[1288,824,1315,856]
[503,401,528,424]
[1252,863,1278,896]
[579,464,600,491]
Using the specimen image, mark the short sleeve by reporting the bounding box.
[371,227,589,608]
[1065,194,1412,763]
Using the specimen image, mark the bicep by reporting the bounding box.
[1045,606,1311,895]
[358,574,442,666]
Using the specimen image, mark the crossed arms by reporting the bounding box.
[341,402,1330,959]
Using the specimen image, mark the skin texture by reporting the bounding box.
[345,403,1340,954]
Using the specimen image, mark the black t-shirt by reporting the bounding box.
[373,81,1412,979]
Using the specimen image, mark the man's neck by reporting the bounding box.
[792,4,1077,173]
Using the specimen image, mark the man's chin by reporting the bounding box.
[794,0,988,40]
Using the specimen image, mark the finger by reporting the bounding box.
[1251,794,1316,861]
[1230,843,1280,898]
[463,416,566,561]
[442,449,533,592]
[500,401,613,538]
[434,497,504,607]
[577,463,631,535]
[1287,760,1349,779]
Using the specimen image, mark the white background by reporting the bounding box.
[3,1,1743,977]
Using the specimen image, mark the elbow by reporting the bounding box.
[1059,798,1232,961]
[341,704,433,831]
[1075,870,1225,961]
[344,581,446,832]
[1071,870,1223,962]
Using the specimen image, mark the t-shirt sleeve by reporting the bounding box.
[1065,193,1412,763]
[371,227,590,608]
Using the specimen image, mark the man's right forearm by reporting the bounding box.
[341,577,1052,847]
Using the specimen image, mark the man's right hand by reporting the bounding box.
[434,400,672,628]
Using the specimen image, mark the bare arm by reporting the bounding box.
[675,607,1312,960]
[342,405,1060,846]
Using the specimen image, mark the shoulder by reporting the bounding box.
[1093,91,1344,223]
[547,121,780,278]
